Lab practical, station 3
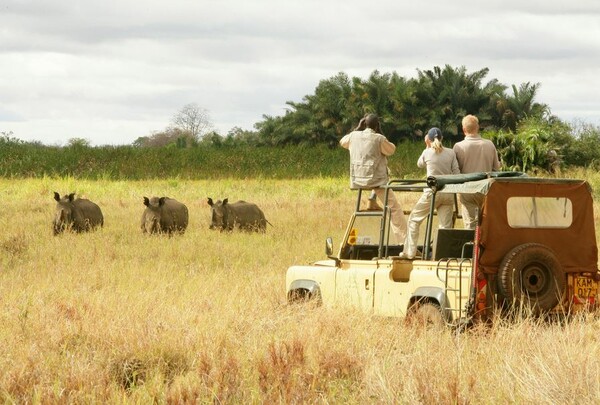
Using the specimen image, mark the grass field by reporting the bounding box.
[2,175,600,403]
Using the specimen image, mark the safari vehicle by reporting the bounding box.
[286,172,600,325]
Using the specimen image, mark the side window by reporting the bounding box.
[507,197,572,228]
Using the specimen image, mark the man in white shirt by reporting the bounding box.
[340,114,407,243]
[453,114,501,229]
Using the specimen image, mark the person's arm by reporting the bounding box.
[453,144,464,172]
[417,149,427,168]
[380,137,396,156]
[451,153,460,174]
[355,117,366,131]
[339,133,352,150]
[492,148,501,171]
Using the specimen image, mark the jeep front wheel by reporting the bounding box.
[287,288,321,305]
[406,301,445,329]
[497,243,565,315]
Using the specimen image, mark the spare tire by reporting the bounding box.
[497,243,565,315]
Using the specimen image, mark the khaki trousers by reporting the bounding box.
[403,190,454,257]
[459,193,484,229]
[373,188,407,244]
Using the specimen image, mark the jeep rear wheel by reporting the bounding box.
[497,243,565,315]
[406,302,445,329]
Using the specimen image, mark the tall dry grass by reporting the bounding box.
[1,175,600,403]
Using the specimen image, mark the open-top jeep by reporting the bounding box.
[286,172,600,325]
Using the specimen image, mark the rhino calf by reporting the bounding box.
[53,192,104,235]
[208,197,270,232]
[141,196,189,234]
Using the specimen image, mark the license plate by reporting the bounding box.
[574,276,598,302]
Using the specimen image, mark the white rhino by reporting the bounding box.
[207,197,270,232]
[141,196,189,234]
[53,192,104,235]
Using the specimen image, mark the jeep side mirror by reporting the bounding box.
[325,237,334,256]
[325,237,341,267]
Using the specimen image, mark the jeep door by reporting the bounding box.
[334,214,383,311]
[335,261,376,311]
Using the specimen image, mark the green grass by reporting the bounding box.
[0,141,426,180]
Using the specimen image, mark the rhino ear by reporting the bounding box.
[68,193,75,202]
[207,197,213,206]
[223,198,228,205]
[159,197,166,206]
[54,192,60,202]
[143,197,150,207]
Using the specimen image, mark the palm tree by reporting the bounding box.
[416,65,499,141]
[308,72,354,144]
[388,74,424,141]
[493,82,549,131]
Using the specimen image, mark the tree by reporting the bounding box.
[67,137,91,147]
[200,131,225,147]
[134,127,195,148]
[415,65,505,140]
[171,103,213,141]
[305,72,354,146]
[132,136,150,148]
[251,65,550,147]
[225,126,260,146]
[492,83,549,131]
[561,120,600,168]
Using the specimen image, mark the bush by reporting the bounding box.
[485,116,571,173]
[563,121,600,169]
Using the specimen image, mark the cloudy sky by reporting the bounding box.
[1,1,599,146]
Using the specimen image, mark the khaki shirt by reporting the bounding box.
[340,128,395,188]
[417,147,460,177]
[453,135,501,173]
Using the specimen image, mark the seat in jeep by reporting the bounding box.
[433,229,474,260]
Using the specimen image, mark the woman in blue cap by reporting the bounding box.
[399,127,460,259]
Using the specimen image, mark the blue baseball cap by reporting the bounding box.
[426,127,442,141]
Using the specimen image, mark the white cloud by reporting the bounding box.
[1,0,599,145]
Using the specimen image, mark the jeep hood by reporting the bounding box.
[312,259,337,267]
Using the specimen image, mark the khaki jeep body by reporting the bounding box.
[286,173,600,325]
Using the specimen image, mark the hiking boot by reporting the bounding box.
[366,198,383,211]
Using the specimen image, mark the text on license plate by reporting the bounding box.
[574,276,598,300]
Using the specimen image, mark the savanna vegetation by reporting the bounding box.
[2,64,600,402]
[0,134,426,180]
[2,175,600,403]
[2,117,600,180]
